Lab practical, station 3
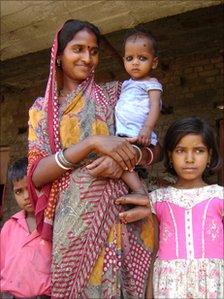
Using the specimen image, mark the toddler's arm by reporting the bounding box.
[138,89,161,146]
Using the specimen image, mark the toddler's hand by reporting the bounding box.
[138,127,152,146]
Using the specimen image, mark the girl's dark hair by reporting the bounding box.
[8,157,28,182]
[163,117,222,177]
[123,26,158,56]
[57,19,101,55]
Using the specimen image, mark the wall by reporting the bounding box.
[0,5,223,221]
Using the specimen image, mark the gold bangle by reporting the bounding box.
[132,144,143,165]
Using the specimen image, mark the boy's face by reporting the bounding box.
[13,176,34,213]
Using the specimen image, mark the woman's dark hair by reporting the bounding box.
[8,157,28,183]
[57,19,101,55]
[163,117,222,177]
[123,25,158,56]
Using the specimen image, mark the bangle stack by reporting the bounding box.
[146,147,154,166]
[132,144,143,165]
[55,149,74,170]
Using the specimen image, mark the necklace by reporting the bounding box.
[58,89,72,98]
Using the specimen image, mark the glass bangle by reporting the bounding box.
[55,151,71,170]
[132,144,143,165]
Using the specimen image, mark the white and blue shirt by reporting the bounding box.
[115,78,163,145]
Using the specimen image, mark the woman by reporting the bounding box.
[28,19,154,298]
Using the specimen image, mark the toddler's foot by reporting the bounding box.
[119,206,151,224]
[115,192,149,207]
[115,193,151,224]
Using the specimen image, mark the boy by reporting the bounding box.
[0,157,51,298]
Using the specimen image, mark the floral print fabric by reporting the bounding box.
[150,185,224,298]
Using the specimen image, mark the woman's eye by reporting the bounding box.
[139,56,147,61]
[90,48,99,56]
[73,47,82,53]
[125,56,133,62]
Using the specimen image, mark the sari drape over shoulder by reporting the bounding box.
[28,29,154,299]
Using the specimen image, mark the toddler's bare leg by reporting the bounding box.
[116,171,150,223]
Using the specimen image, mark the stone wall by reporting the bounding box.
[0,5,223,221]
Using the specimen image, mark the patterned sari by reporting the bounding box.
[28,29,154,299]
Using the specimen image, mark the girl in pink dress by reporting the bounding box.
[146,117,223,298]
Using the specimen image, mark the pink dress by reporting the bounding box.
[150,184,224,299]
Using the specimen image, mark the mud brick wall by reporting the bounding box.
[1,5,223,221]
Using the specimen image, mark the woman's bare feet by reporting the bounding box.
[115,193,151,224]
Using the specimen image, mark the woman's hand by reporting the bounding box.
[86,156,123,179]
[90,135,137,171]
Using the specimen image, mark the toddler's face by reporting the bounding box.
[13,176,34,213]
[123,37,158,80]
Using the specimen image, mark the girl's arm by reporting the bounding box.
[138,90,161,146]
[146,215,159,299]
[32,135,137,188]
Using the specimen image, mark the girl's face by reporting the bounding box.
[169,134,212,187]
[123,36,158,80]
[59,28,99,85]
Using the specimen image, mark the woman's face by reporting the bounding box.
[59,28,99,84]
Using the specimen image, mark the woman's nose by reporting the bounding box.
[82,50,91,64]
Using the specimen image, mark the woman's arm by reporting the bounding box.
[32,137,92,188]
[86,155,123,179]
[86,143,160,179]
[32,135,137,188]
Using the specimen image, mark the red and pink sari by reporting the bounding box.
[28,30,154,298]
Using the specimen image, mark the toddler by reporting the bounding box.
[115,28,162,223]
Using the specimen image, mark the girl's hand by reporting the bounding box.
[86,156,123,179]
[91,135,137,171]
[138,127,152,147]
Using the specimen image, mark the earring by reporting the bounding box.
[206,162,210,168]
[56,58,61,67]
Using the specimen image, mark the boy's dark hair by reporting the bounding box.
[8,157,28,183]
[163,117,222,177]
[123,25,158,56]
[57,19,101,55]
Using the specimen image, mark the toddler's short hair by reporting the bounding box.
[123,26,158,56]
